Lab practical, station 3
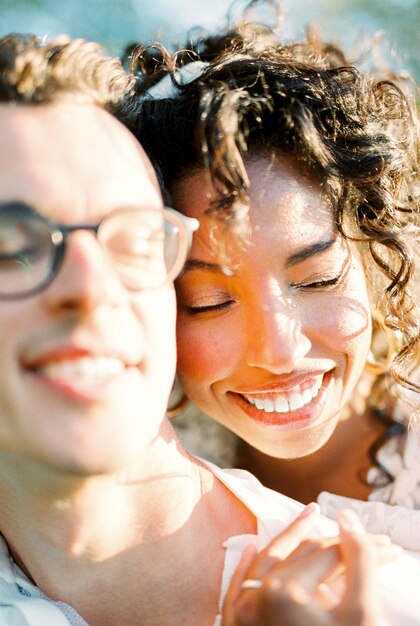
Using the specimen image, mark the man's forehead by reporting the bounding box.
[0,102,162,217]
[0,101,145,162]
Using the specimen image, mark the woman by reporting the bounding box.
[131,20,420,551]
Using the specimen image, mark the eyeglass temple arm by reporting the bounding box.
[166,207,199,234]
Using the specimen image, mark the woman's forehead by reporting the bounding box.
[246,156,333,229]
[172,155,334,237]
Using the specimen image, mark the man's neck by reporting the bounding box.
[0,437,201,596]
[0,440,254,625]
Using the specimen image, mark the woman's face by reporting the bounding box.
[173,155,372,458]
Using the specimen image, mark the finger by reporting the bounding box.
[336,509,381,624]
[236,541,344,621]
[267,542,342,602]
[275,534,339,565]
[222,543,258,626]
[223,504,323,625]
[307,531,400,602]
[260,591,332,626]
[244,502,321,581]
[368,533,402,565]
[258,549,342,626]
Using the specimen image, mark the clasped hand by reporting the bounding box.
[222,504,399,626]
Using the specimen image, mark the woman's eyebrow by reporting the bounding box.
[285,236,336,268]
[182,237,337,275]
[182,259,224,274]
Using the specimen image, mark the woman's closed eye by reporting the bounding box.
[183,299,236,315]
[290,273,342,291]
[290,249,351,292]
[177,285,236,316]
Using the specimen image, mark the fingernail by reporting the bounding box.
[338,509,365,533]
[298,502,320,518]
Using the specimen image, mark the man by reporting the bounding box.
[0,33,214,625]
[0,33,419,626]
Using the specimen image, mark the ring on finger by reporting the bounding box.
[241,579,263,590]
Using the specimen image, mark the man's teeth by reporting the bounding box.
[243,375,324,414]
[40,357,125,383]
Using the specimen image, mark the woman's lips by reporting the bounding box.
[229,370,333,430]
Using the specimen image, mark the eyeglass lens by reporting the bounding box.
[0,205,189,298]
[0,209,54,297]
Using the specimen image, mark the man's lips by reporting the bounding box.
[21,347,142,399]
[22,341,142,370]
[32,355,126,384]
[229,371,333,428]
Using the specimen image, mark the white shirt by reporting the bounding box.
[318,427,420,551]
[1,463,419,625]
[207,462,420,626]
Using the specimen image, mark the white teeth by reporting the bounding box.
[275,396,289,413]
[288,392,305,411]
[302,388,312,404]
[313,374,323,390]
[40,357,125,384]
[262,398,275,413]
[243,374,325,415]
[310,383,319,398]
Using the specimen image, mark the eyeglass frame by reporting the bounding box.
[0,201,198,300]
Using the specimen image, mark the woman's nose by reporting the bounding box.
[244,298,311,374]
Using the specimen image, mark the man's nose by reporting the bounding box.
[42,230,126,313]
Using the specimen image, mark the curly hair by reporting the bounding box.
[0,33,138,125]
[131,21,419,391]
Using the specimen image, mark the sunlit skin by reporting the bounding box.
[0,102,176,475]
[174,155,372,460]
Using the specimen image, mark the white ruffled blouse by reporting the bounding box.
[318,426,420,551]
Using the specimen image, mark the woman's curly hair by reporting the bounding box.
[128,20,419,483]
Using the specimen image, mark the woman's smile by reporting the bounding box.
[174,154,372,458]
[229,369,334,430]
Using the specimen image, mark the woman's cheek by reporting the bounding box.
[307,294,371,367]
[176,318,232,389]
[333,300,369,342]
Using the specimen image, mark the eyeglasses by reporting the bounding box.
[0,202,198,300]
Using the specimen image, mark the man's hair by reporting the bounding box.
[0,33,137,123]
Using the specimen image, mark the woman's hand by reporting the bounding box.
[222,506,383,626]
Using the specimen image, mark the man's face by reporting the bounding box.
[0,102,177,474]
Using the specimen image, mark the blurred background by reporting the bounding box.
[0,0,418,80]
